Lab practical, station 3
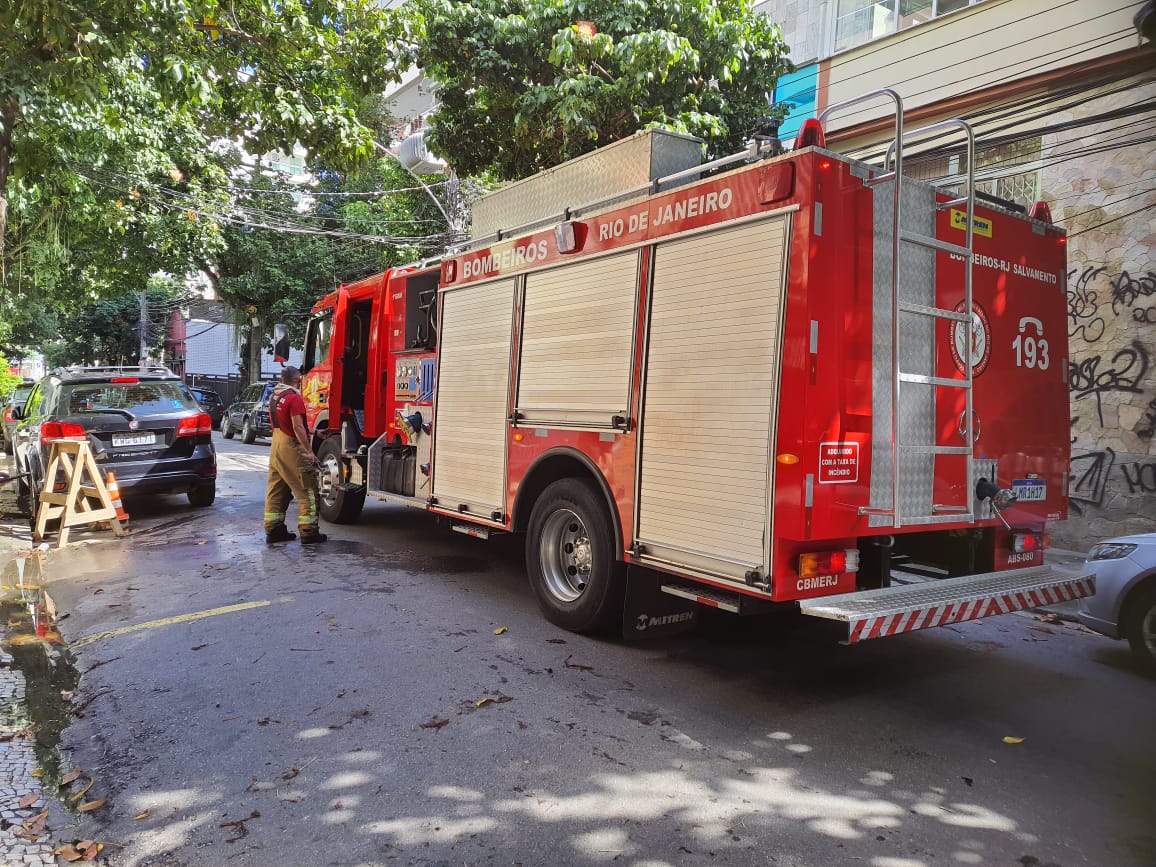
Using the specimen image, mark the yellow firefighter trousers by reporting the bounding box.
[264,430,320,534]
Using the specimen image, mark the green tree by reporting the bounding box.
[407,0,792,181]
[211,157,449,383]
[42,278,185,368]
[1,0,405,301]
[0,357,21,399]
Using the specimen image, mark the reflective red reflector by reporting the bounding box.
[793,118,826,150]
[1057,236,1067,245]
[758,162,796,204]
[177,412,213,436]
[819,160,832,170]
[41,422,87,442]
[110,377,140,383]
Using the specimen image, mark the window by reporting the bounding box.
[303,310,333,373]
[904,135,1042,208]
[831,0,985,54]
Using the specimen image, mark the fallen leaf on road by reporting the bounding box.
[54,844,84,862]
[476,697,493,708]
[493,626,508,635]
[564,655,593,671]
[281,768,300,781]
[61,769,83,786]
[29,768,44,778]
[1002,736,1025,744]
[77,796,108,813]
[420,716,449,731]
[1028,625,1054,635]
[197,540,208,545]
[24,809,48,833]
[70,778,95,802]
[79,840,102,861]
[134,811,150,820]
[220,810,260,843]
[19,794,40,808]
[961,776,973,786]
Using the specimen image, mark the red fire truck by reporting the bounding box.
[300,91,1092,641]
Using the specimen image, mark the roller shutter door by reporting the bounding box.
[517,251,639,427]
[431,278,516,517]
[636,216,790,582]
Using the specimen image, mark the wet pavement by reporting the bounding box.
[0,439,1151,867]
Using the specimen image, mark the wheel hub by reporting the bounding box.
[540,509,593,603]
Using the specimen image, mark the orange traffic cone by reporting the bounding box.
[106,472,130,524]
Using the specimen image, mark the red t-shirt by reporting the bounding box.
[273,388,306,436]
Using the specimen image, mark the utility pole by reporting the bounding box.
[139,290,149,369]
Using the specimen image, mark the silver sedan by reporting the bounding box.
[1077,532,1156,675]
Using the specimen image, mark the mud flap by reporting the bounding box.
[621,566,698,641]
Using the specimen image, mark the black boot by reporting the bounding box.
[266,525,297,544]
[301,531,328,545]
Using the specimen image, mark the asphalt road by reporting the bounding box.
[21,434,1156,866]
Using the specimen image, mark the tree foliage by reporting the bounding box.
[1,0,406,315]
[41,277,185,368]
[407,0,793,180]
[211,156,449,382]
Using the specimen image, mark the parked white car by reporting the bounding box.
[1077,532,1156,674]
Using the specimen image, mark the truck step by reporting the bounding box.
[660,581,777,615]
[798,565,1094,644]
[452,523,491,540]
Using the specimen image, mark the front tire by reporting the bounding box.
[222,417,235,440]
[525,478,623,633]
[241,416,256,444]
[1123,586,1156,675]
[188,482,216,508]
[317,437,365,524]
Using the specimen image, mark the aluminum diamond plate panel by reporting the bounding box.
[869,177,942,527]
[799,567,1095,643]
[471,130,703,240]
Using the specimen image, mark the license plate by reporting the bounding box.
[112,432,156,448]
[1012,479,1047,502]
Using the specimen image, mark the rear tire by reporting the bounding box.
[188,482,216,508]
[317,437,365,524]
[242,416,256,444]
[525,478,623,633]
[222,417,235,440]
[1123,586,1156,675]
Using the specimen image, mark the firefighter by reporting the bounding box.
[264,366,327,545]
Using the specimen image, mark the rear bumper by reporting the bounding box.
[100,448,216,495]
[799,566,1096,643]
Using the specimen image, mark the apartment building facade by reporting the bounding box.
[755,0,1155,548]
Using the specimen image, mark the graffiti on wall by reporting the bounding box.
[1067,265,1106,343]
[1065,265,1156,526]
[1067,341,1149,428]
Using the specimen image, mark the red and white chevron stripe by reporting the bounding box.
[846,575,1095,644]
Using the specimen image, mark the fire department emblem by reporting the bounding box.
[949,300,991,377]
[129,420,139,431]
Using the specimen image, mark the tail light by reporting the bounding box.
[3,408,11,423]
[1011,532,1047,554]
[799,548,860,579]
[177,413,213,436]
[41,422,88,443]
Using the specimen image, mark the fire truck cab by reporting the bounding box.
[301,90,1093,642]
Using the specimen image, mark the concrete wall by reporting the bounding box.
[1047,78,1156,547]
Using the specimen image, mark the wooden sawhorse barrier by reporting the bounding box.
[33,439,125,547]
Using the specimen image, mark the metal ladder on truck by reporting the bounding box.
[795,91,1094,645]
[819,89,979,529]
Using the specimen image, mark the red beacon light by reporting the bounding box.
[1028,201,1053,223]
[793,118,826,150]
